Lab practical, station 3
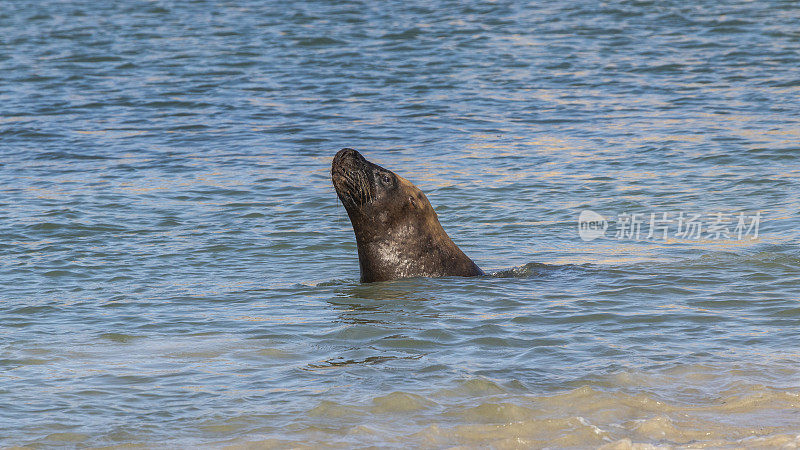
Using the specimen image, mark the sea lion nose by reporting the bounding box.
[335,147,358,160]
[333,148,364,170]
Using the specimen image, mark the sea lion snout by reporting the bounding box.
[332,148,365,173]
[332,148,375,210]
[331,148,360,191]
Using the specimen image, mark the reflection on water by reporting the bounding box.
[2,0,800,447]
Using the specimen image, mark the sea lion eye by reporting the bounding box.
[380,173,392,185]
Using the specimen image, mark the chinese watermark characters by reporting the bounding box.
[578,210,762,242]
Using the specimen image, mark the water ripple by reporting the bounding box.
[1,0,799,447]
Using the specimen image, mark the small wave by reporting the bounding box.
[490,262,594,278]
[226,369,800,448]
[32,151,112,160]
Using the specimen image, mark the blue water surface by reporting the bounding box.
[2,0,799,447]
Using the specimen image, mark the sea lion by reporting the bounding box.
[331,148,484,283]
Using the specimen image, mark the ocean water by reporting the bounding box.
[2,0,800,447]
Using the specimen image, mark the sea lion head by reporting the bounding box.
[331,148,434,243]
[331,148,483,282]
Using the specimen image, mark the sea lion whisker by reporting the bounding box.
[364,172,372,203]
[342,175,359,204]
[337,176,358,208]
[359,171,369,205]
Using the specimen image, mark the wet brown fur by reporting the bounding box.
[331,148,484,283]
